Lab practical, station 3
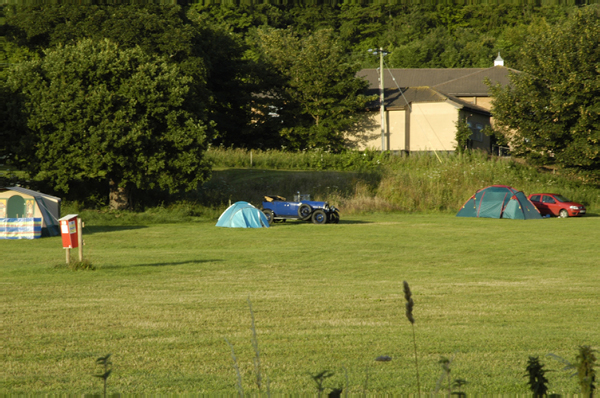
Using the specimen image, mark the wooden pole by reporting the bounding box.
[65,248,70,265]
[77,218,83,261]
[380,47,385,152]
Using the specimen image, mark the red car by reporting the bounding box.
[527,193,586,218]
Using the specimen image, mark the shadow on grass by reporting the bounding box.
[542,213,598,218]
[95,259,220,270]
[131,260,223,267]
[132,259,222,267]
[338,219,371,224]
[269,219,370,227]
[83,225,149,234]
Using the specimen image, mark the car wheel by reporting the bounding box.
[298,204,312,220]
[328,211,340,224]
[312,209,327,224]
[558,209,569,218]
[262,209,274,224]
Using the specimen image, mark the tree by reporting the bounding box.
[7,39,211,209]
[489,7,600,181]
[3,5,211,126]
[249,27,373,151]
[3,4,250,145]
[188,7,276,149]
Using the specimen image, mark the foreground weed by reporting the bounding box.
[525,356,549,397]
[576,346,597,397]
[549,345,597,397]
[93,354,112,398]
[343,366,349,398]
[247,296,270,396]
[224,298,270,397]
[225,338,244,398]
[310,370,335,396]
[452,378,468,397]
[435,355,466,397]
[403,280,421,396]
[54,259,95,271]
[436,356,453,397]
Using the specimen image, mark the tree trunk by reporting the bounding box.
[109,179,131,210]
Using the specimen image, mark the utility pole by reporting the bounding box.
[379,47,385,152]
[369,48,388,152]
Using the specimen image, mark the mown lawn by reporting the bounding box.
[2,213,599,395]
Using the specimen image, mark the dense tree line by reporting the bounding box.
[1,4,598,207]
[489,8,600,181]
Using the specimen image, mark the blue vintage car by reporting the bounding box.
[261,194,340,224]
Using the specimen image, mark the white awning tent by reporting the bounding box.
[0,186,62,238]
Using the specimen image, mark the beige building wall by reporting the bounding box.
[410,103,459,152]
[345,112,381,150]
[349,110,408,151]
[387,108,407,151]
[455,96,494,111]
[473,97,493,110]
[347,102,492,153]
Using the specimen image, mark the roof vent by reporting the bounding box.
[494,52,504,67]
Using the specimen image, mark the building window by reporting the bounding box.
[468,122,484,142]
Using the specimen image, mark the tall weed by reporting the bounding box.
[203,149,599,215]
[66,149,600,219]
[207,147,391,172]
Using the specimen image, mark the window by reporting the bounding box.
[530,195,541,202]
[542,195,556,204]
[469,122,484,142]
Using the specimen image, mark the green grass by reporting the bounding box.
[2,213,599,395]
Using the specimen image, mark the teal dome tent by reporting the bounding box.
[457,185,542,219]
[216,202,270,228]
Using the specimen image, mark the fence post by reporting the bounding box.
[77,218,83,261]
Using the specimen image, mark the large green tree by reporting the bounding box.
[2,4,257,146]
[249,27,372,151]
[7,39,211,209]
[489,7,600,180]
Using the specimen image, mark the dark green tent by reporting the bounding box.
[456,185,542,219]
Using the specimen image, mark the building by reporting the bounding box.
[351,60,518,154]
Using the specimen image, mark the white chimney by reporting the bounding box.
[494,52,504,67]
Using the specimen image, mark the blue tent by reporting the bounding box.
[216,202,270,228]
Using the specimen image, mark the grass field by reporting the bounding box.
[2,213,599,395]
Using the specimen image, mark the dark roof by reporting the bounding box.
[358,66,519,98]
[367,86,491,116]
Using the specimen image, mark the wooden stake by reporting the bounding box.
[65,248,70,265]
[77,217,83,261]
